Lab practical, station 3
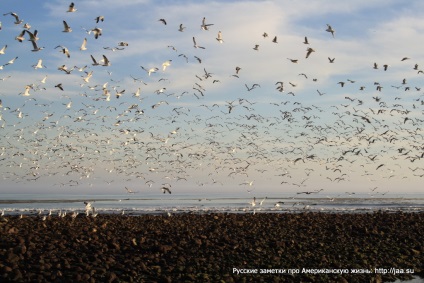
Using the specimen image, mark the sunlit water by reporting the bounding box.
[1,192,423,215]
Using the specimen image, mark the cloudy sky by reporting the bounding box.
[1,0,423,196]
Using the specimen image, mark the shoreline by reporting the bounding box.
[1,212,423,282]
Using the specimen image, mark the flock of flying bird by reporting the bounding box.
[0,2,424,201]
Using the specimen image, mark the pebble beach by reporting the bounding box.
[0,212,423,282]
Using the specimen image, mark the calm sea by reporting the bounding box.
[1,192,423,216]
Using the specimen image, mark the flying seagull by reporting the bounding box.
[67,2,77,12]
[193,37,205,49]
[306,47,315,58]
[216,31,224,43]
[178,23,186,32]
[3,12,24,25]
[326,24,335,38]
[80,38,87,50]
[125,187,139,194]
[201,17,214,30]
[0,45,7,55]
[161,186,172,194]
[95,16,105,23]
[62,20,72,32]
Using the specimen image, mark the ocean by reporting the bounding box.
[1,192,423,216]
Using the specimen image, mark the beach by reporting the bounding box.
[0,212,422,282]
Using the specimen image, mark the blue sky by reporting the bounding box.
[1,0,423,196]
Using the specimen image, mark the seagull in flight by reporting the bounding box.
[201,17,214,30]
[141,66,159,76]
[216,31,224,43]
[62,20,72,32]
[67,2,77,12]
[306,47,315,58]
[0,45,7,55]
[326,24,335,38]
[3,12,24,25]
[95,16,105,23]
[80,38,87,50]
[193,37,205,49]
[178,23,186,32]
[125,187,139,194]
[31,41,44,52]
[161,186,172,194]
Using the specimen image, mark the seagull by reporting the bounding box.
[162,60,172,71]
[272,36,278,43]
[32,59,46,69]
[84,202,93,215]
[55,83,64,91]
[161,186,172,194]
[201,17,214,30]
[30,40,44,52]
[3,12,23,25]
[80,38,87,50]
[216,31,224,43]
[193,37,205,49]
[24,30,39,42]
[55,45,70,58]
[21,85,32,96]
[326,24,335,38]
[67,2,77,12]
[5,56,18,65]
[306,47,315,58]
[95,16,105,23]
[90,55,100,66]
[316,89,325,96]
[100,54,110,66]
[253,44,259,51]
[159,18,167,25]
[91,27,102,39]
[0,45,7,55]
[303,36,309,44]
[15,30,26,42]
[178,23,186,32]
[125,187,139,194]
[141,66,159,76]
[328,57,335,63]
[62,20,72,32]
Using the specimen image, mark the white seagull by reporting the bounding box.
[67,2,77,12]
[201,17,214,30]
[216,31,224,43]
[62,20,72,32]
[80,38,87,50]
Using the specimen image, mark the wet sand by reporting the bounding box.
[0,212,423,282]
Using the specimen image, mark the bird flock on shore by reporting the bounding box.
[0,2,423,198]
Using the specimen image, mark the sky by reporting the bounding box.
[0,0,423,196]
